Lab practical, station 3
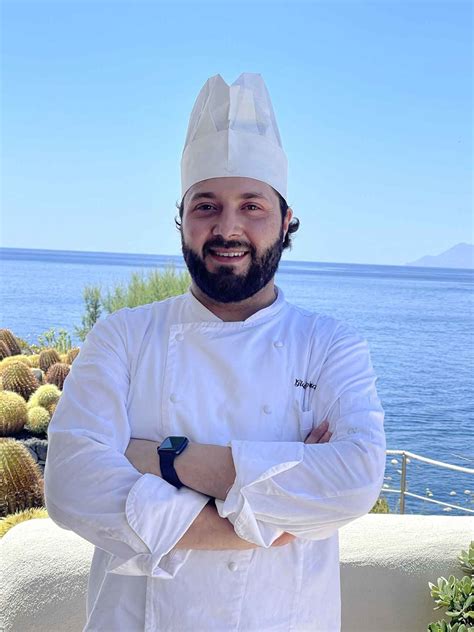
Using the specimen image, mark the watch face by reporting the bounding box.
[160,436,187,452]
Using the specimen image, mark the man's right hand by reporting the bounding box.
[175,419,333,551]
[272,419,332,547]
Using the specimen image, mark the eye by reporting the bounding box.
[244,204,260,211]
[195,204,216,211]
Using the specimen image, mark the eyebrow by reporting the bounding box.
[189,191,270,203]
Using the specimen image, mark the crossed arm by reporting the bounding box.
[124,420,332,551]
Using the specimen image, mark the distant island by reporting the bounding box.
[406,243,474,269]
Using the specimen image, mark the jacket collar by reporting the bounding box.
[184,286,286,326]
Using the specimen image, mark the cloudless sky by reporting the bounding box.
[1,0,472,265]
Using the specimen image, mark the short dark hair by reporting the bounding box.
[175,188,300,250]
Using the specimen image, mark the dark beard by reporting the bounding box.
[181,231,284,303]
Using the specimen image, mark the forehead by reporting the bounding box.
[184,177,276,204]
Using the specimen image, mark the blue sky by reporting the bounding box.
[1,0,472,265]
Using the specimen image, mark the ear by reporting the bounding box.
[283,207,293,240]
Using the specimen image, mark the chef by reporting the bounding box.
[44,73,386,632]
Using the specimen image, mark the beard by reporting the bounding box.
[181,230,284,303]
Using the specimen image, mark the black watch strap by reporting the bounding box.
[158,450,184,489]
[158,436,189,489]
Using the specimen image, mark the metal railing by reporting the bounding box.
[384,450,474,514]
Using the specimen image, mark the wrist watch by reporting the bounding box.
[157,436,189,489]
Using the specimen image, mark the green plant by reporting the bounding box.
[370,496,390,513]
[26,354,40,368]
[0,355,31,371]
[0,438,44,517]
[75,285,102,341]
[30,328,74,354]
[459,543,474,575]
[25,405,51,434]
[0,507,49,538]
[27,384,61,413]
[45,362,70,390]
[428,542,474,632]
[0,391,28,435]
[0,329,22,356]
[102,267,190,312]
[0,361,39,401]
[0,341,11,361]
[38,348,62,373]
[75,267,190,340]
[66,347,80,364]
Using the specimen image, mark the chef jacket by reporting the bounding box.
[44,288,386,632]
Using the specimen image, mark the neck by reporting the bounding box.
[190,280,278,322]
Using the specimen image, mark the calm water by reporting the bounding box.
[1,247,473,515]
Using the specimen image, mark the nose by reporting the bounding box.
[211,207,243,240]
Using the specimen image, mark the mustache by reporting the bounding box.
[202,237,255,256]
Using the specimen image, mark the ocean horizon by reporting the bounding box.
[1,246,473,515]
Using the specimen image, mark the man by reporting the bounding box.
[45,73,386,632]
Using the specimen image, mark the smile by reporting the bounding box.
[208,249,249,261]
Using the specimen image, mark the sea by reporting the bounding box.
[1,247,473,516]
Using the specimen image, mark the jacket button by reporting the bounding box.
[175,333,184,342]
[263,405,272,415]
[273,341,283,348]
[228,562,238,572]
[169,393,179,403]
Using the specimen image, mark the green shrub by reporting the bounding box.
[427,542,474,632]
[75,267,190,340]
[75,285,102,341]
[30,328,74,354]
[370,496,390,514]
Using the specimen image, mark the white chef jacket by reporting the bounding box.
[44,288,386,632]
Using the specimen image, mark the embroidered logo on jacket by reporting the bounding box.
[294,378,317,390]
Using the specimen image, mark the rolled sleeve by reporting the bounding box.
[215,322,386,547]
[44,312,208,579]
[107,474,208,577]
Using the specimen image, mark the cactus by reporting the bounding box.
[66,347,80,364]
[26,354,40,369]
[0,391,28,436]
[0,507,49,538]
[0,438,44,517]
[0,329,22,356]
[0,341,11,361]
[25,406,51,435]
[0,355,31,373]
[27,384,61,413]
[39,349,61,373]
[45,362,70,390]
[0,361,39,401]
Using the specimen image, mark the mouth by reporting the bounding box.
[207,248,249,264]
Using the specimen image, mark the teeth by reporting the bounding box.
[213,251,245,258]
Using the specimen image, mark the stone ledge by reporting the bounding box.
[1,514,472,631]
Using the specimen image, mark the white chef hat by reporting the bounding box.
[181,73,288,202]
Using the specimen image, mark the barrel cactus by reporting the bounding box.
[27,384,61,414]
[66,347,80,364]
[25,406,51,435]
[45,362,70,390]
[0,329,22,356]
[27,354,40,369]
[39,349,61,373]
[0,391,28,436]
[0,341,11,361]
[0,438,44,517]
[0,507,49,538]
[0,355,31,372]
[0,361,39,401]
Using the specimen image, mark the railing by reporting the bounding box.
[384,450,474,514]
